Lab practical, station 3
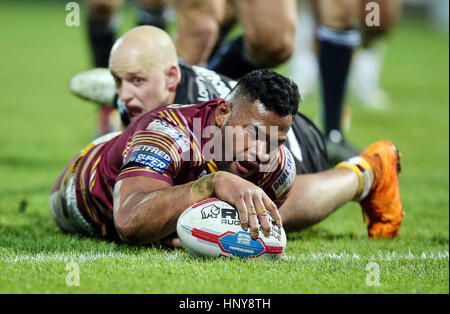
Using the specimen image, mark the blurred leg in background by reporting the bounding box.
[208,0,238,62]
[174,0,227,65]
[87,0,124,69]
[137,0,170,29]
[313,0,361,165]
[87,0,124,135]
[290,0,319,101]
[207,0,298,79]
[351,0,402,110]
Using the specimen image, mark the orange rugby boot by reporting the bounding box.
[359,141,405,239]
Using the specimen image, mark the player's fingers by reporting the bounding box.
[235,197,249,232]
[253,196,271,238]
[247,206,259,240]
[263,197,282,229]
[244,194,259,240]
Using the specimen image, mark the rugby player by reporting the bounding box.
[51,70,299,243]
[72,26,236,132]
[71,26,329,175]
[51,70,404,245]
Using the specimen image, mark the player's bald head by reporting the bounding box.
[109,26,178,73]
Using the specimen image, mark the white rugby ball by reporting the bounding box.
[176,198,287,259]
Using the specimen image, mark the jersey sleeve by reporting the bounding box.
[117,119,191,185]
[260,145,297,206]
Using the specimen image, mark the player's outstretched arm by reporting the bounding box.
[113,171,281,245]
[113,175,200,246]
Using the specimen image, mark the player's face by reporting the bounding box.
[111,57,169,122]
[216,100,292,178]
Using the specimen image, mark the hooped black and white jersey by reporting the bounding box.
[286,112,329,175]
[174,60,237,105]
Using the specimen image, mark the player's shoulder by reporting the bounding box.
[126,101,218,150]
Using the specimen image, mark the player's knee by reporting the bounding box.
[194,18,219,43]
[177,20,218,64]
[247,34,295,67]
[332,13,356,30]
[321,0,359,30]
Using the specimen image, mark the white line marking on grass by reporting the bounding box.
[0,251,448,264]
[282,251,449,262]
[0,251,183,264]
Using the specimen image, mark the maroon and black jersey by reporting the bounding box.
[73,99,296,238]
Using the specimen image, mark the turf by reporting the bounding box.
[0,1,448,294]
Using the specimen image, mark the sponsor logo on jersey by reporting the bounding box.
[198,170,208,179]
[167,104,198,109]
[195,75,210,102]
[272,150,296,199]
[192,66,236,100]
[128,151,170,174]
[146,119,190,152]
[131,145,172,163]
[92,132,122,146]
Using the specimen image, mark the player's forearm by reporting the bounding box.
[114,173,219,245]
[116,184,194,245]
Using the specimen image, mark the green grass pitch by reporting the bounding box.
[0,1,448,294]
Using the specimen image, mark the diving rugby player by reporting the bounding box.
[51,70,299,243]
[52,69,404,244]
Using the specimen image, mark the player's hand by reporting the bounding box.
[213,171,282,240]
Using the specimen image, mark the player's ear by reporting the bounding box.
[215,100,232,128]
[166,65,181,92]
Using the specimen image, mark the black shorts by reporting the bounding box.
[286,113,329,175]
